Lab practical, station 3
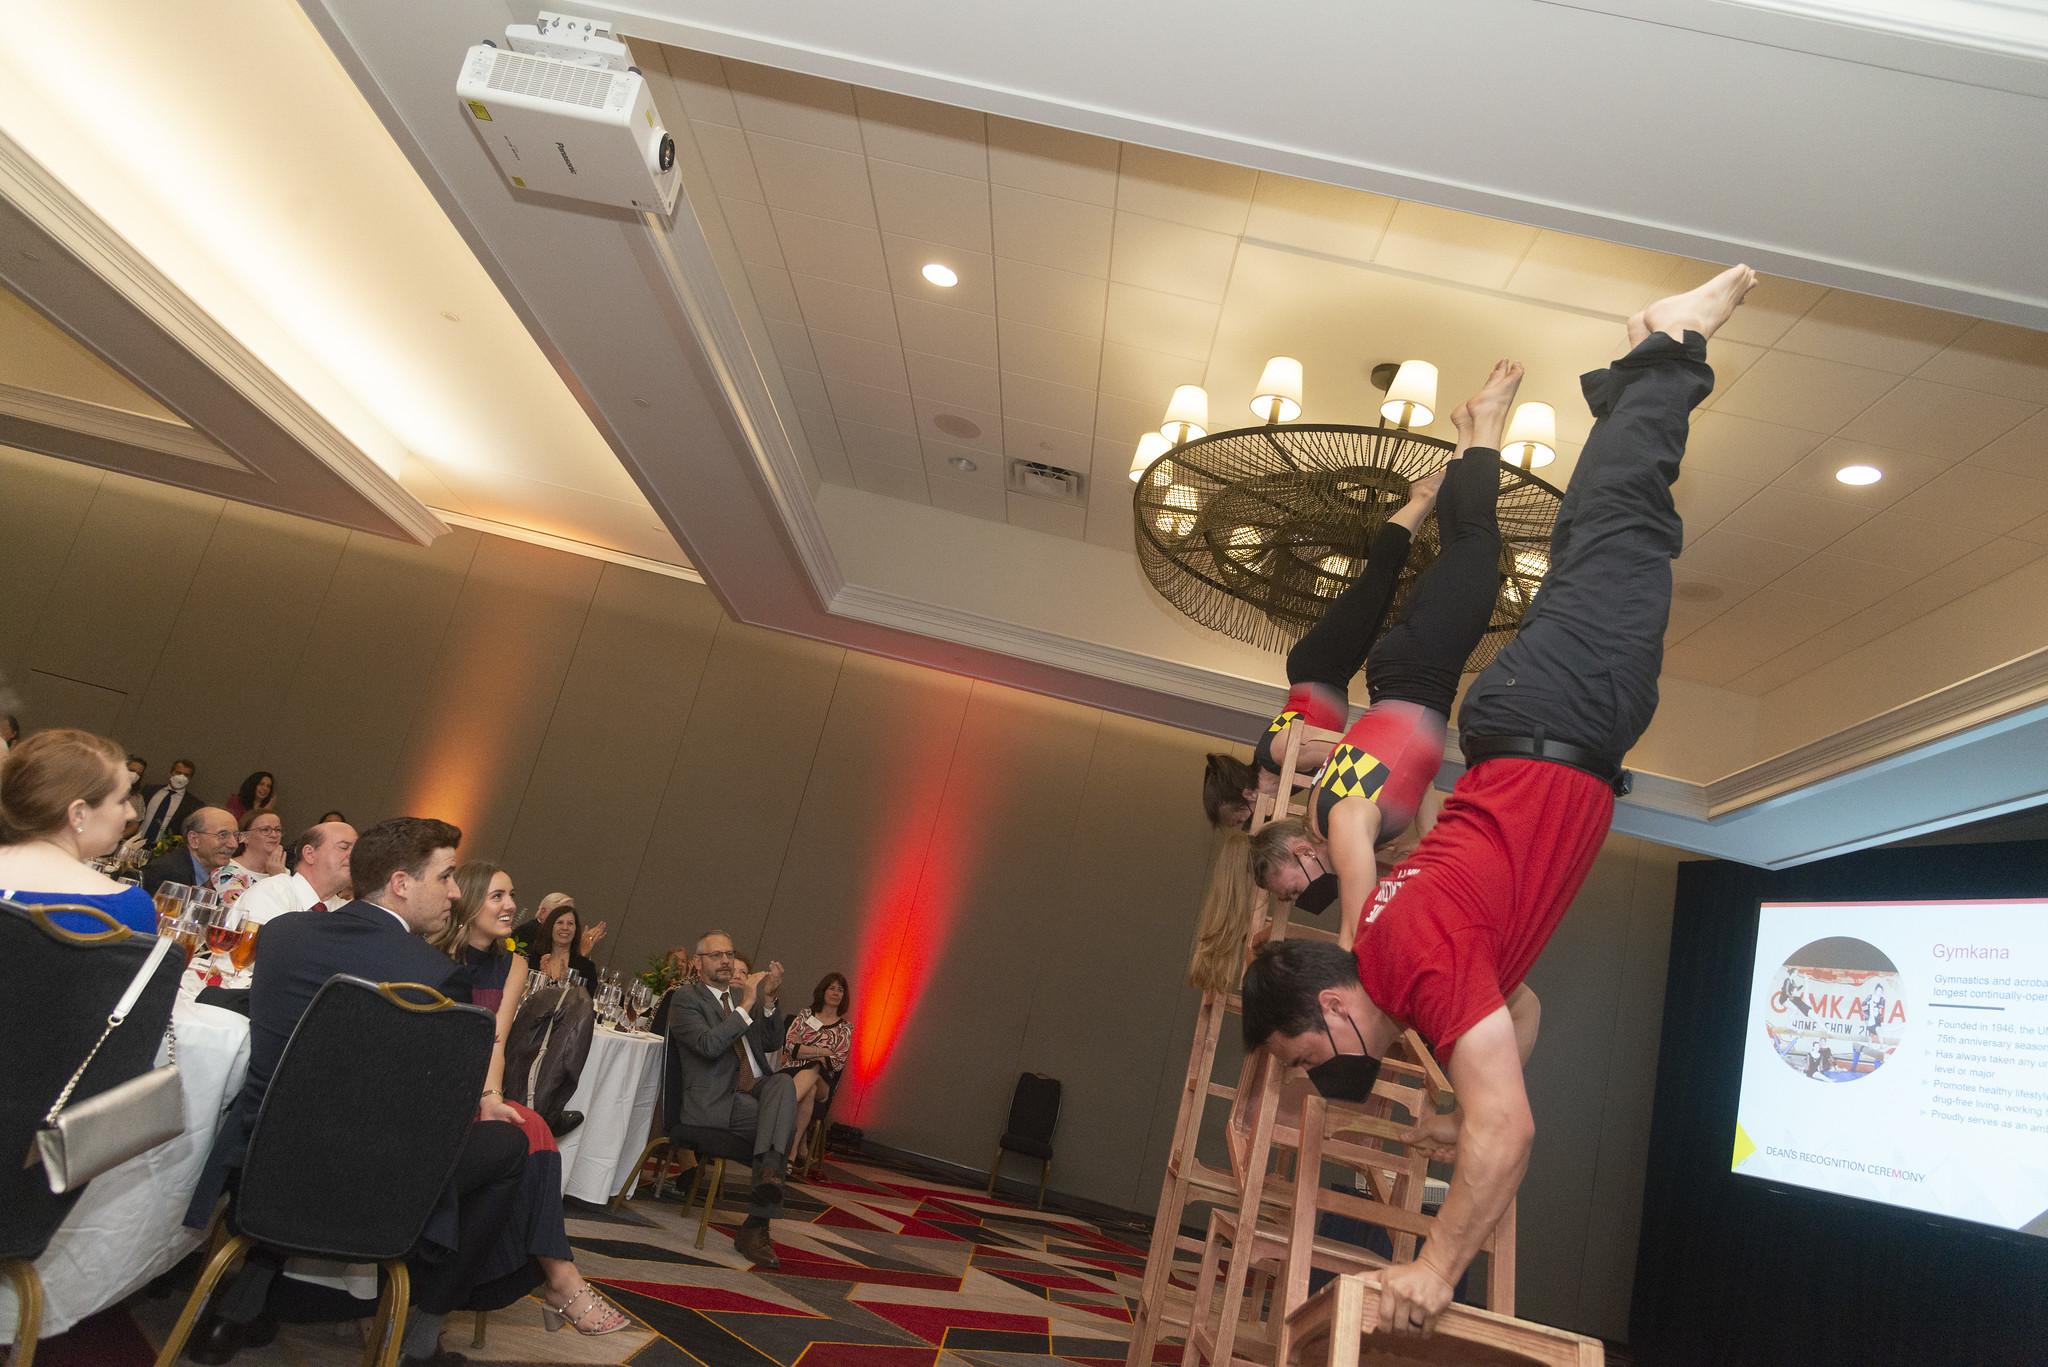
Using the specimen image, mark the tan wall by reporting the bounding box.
[0,447,1678,1339]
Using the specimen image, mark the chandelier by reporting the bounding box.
[1130,358,1565,670]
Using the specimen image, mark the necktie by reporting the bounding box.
[309,900,328,914]
[720,990,759,1094]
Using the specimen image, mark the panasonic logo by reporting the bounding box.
[555,141,577,175]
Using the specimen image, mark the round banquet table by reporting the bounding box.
[556,1024,665,1203]
[0,996,251,1342]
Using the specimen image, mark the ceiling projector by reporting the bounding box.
[456,13,681,216]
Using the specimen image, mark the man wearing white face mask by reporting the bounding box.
[137,757,204,847]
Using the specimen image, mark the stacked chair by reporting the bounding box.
[1123,721,1583,1367]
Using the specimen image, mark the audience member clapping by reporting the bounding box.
[781,972,853,1166]
[524,894,601,985]
[214,809,287,906]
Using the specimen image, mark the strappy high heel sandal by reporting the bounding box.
[541,1284,629,1336]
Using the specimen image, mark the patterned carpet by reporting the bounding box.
[35,1157,1156,1367]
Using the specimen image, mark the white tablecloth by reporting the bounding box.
[557,1026,664,1203]
[0,998,251,1341]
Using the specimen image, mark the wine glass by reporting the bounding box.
[153,882,192,938]
[204,900,246,978]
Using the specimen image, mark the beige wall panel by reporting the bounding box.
[615,619,845,976]
[850,683,1101,1176]
[1019,709,1224,1207]
[26,470,223,700]
[380,536,602,858]
[0,447,101,692]
[17,668,126,737]
[755,653,972,1121]
[117,502,351,802]
[258,527,482,829]
[498,567,725,947]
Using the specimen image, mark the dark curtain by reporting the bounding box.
[1630,840,2048,1367]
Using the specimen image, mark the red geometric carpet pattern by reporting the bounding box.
[37,1157,1157,1367]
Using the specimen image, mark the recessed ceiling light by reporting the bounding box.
[921,262,959,288]
[1835,464,1883,486]
[947,455,978,473]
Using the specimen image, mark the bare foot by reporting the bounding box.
[1447,359,1524,453]
[1641,264,1757,344]
[1407,468,1446,505]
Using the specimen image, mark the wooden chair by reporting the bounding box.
[1284,1270,1601,1367]
[1126,719,1348,1367]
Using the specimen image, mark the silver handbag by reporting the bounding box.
[33,932,186,1194]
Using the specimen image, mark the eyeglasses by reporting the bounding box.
[698,950,736,960]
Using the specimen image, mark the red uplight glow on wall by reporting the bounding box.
[842,736,985,1124]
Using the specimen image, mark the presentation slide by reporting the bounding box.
[1731,899,2048,1238]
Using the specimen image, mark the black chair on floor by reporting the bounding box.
[987,1072,1062,1209]
[153,976,494,1367]
[620,982,754,1249]
[2,899,182,1367]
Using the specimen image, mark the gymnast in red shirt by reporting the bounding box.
[1240,265,1758,1339]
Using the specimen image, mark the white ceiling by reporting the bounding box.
[0,0,683,567]
[3,0,2046,865]
[661,51,2048,699]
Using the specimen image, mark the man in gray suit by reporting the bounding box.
[669,928,797,1268]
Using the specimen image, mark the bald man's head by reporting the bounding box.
[182,806,240,871]
[293,821,359,900]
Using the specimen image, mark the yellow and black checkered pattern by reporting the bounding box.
[1266,709,1303,735]
[1311,743,1391,830]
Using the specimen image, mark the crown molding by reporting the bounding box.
[433,508,704,584]
[1706,645,2048,814]
[0,383,244,471]
[0,128,445,545]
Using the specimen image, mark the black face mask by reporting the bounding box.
[1292,854,1338,915]
[1306,1011,1381,1102]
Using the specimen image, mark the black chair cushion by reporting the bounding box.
[1002,1072,1062,1147]
[237,976,494,1261]
[999,1133,1054,1160]
[1,901,181,1262]
[670,1124,756,1164]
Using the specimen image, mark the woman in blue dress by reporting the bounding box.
[0,729,157,934]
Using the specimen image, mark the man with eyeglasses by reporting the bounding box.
[666,930,794,1269]
[142,806,239,894]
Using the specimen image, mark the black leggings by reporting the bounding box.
[1283,519,1412,691]
[1362,446,1505,716]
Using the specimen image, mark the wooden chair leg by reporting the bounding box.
[471,1308,488,1347]
[153,1234,253,1367]
[1037,1158,1050,1210]
[614,1137,669,1209]
[365,1259,408,1367]
[987,1146,1004,1197]
[4,1259,44,1367]
[694,1158,725,1250]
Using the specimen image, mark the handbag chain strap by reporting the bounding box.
[44,932,179,1125]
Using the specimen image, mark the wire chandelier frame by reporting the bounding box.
[1132,423,1564,671]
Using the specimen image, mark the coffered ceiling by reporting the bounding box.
[657,50,2048,701]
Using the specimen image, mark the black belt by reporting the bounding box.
[1461,734,1633,797]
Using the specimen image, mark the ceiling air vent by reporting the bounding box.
[1008,459,1085,504]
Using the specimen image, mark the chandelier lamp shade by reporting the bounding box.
[1131,355,1564,668]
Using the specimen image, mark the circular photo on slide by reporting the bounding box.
[1764,937,1903,1083]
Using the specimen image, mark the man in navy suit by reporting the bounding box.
[183,817,528,1367]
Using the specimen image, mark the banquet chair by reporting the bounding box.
[154,976,494,1367]
[1,899,182,1367]
[987,1072,1062,1208]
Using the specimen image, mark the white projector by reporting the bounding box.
[456,44,681,216]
